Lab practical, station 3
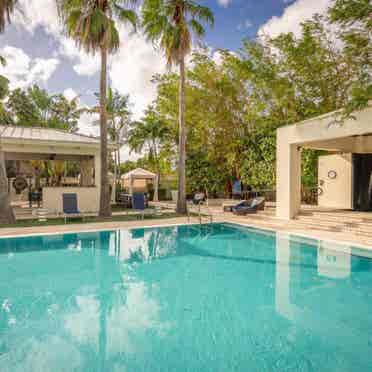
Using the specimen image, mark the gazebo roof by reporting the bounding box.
[121,168,156,180]
[0,125,102,146]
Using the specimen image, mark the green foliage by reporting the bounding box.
[6,84,81,131]
[0,0,17,33]
[329,0,372,113]
[127,106,172,179]
[141,0,214,66]
[89,87,132,144]
[149,5,370,194]
[57,0,138,54]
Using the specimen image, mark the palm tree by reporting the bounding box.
[57,0,137,217]
[142,0,214,214]
[0,0,16,33]
[0,0,17,224]
[87,87,131,201]
[127,106,170,190]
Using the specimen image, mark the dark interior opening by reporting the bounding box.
[352,154,372,211]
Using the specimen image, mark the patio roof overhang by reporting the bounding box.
[0,126,119,214]
[0,125,118,155]
[276,105,372,220]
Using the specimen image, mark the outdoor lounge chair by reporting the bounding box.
[231,197,265,216]
[132,192,146,219]
[192,192,206,205]
[62,193,84,223]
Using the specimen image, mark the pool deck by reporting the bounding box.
[1,203,372,252]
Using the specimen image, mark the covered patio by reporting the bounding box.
[1,126,117,215]
[276,106,372,220]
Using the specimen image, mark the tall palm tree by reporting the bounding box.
[0,0,17,224]
[0,0,16,33]
[87,87,131,201]
[142,0,214,214]
[128,106,170,188]
[57,0,137,217]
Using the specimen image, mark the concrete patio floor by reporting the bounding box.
[2,201,372,252]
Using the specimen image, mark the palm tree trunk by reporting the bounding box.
[176,57,187,214]
[111,150,117,203]
[0,149,15,224]
[99,44,111,217]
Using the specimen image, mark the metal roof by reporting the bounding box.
[0,125,101,145]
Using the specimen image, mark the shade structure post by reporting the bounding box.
[153,174,159,202]
[129,176,134,195]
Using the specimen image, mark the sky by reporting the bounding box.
[0,0,332,159]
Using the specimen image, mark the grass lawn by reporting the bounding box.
[0,211,184,229]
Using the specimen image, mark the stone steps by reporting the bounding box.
[246,208,372,240]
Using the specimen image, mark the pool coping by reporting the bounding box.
[1,216,372,258]
[225,220,372,258]
[0,220,200,239]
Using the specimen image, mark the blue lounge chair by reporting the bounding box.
[132,192,145,219]
[62,193,84,223]
[232,197,265,216]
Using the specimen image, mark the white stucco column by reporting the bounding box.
[153,175,159,202]
[276,130,301,219]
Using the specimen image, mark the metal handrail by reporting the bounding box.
[187,201,213,224]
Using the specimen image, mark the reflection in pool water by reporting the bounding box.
[0,224,371,372]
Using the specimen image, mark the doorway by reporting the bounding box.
[352,154,372,211]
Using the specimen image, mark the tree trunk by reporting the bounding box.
[99,45,112,217]
[0,150,15,224]
[111,150,117,204]
[176,57,187,214]
[117,149,121,178]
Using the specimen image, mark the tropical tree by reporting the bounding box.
[127,106,170,188]
[87,87,131,201]
[328,0,372,113]
[0,0,17,224]
[141,0,214,213]
[57,0,138,217]
[0,0,16,33]
[7,85,83,131]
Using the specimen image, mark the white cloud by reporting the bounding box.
[258,0,332,39]
[63,88,79,101]
[109,25,166,120]
[12,0,164,121]
[218,0,232,7]
[0,46,59,89]
[237,19,253,31]
[14,0,59,35]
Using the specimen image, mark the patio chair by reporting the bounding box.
[132,192,146,219]
[232,197,265,216]
[62,193,84,224]
[192,192,206,205]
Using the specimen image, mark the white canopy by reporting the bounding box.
[121,168,158,202]
[121,168,156,180]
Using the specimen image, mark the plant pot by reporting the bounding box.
[171,190,178,202]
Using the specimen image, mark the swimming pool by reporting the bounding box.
[0,223,371,371]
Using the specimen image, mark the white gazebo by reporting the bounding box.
[121,168,158,202]
[0,125,118,214]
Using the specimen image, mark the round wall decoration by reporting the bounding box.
[13,176,28,194]
[328,170,337,179]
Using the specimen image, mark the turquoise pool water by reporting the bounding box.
[0,223,371,372]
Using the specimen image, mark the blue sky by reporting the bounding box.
[0,0,330,156]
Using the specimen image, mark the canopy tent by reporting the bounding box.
[121,168,158,202]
